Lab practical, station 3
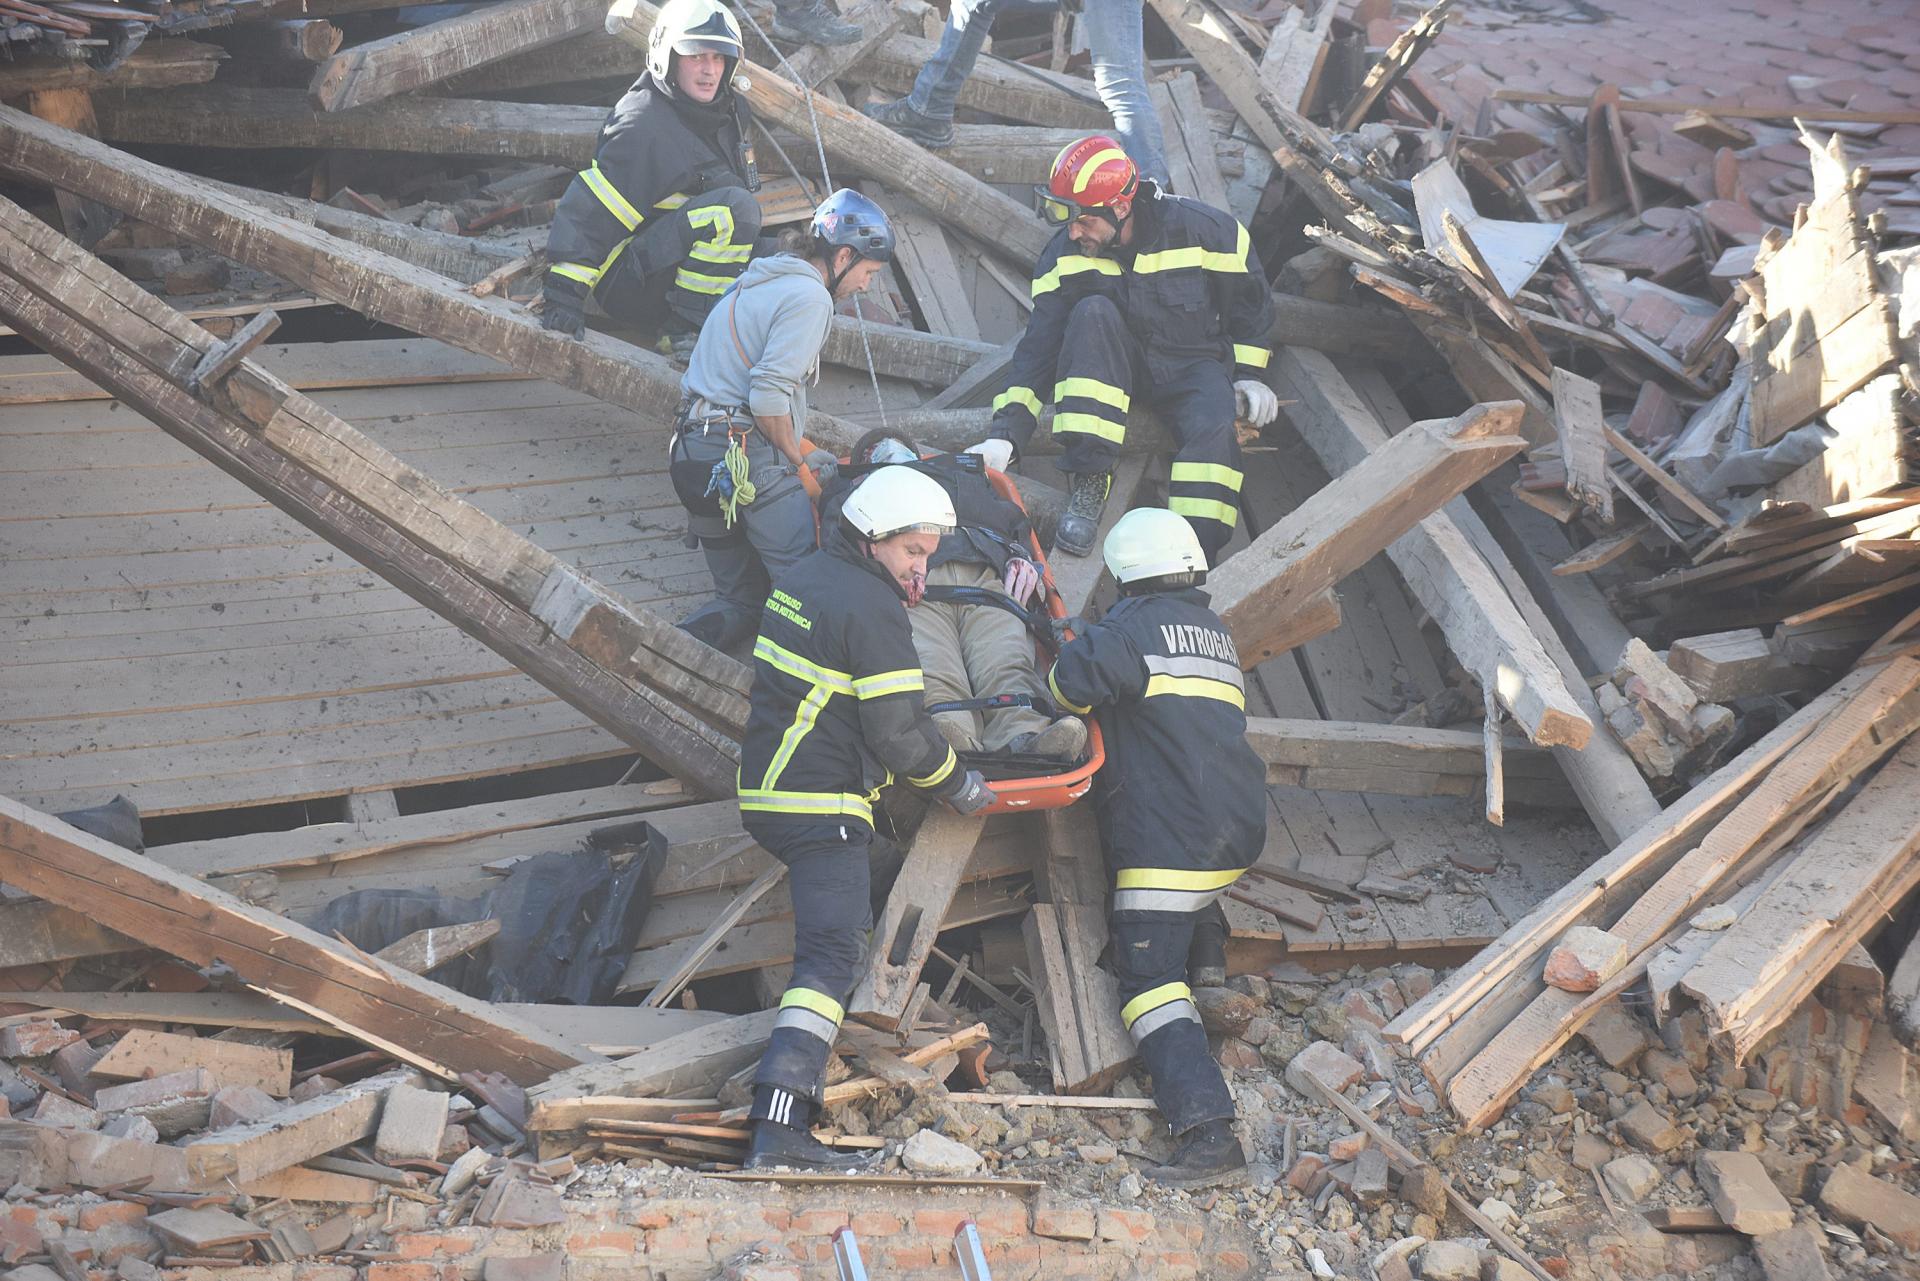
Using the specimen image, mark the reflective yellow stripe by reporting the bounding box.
[550,262,601,286]
[737,789,875,822]
[655,192,690,210]
[1116,866,1245,892]
[1169,462,1243,492]
[1071,147,1128,194]
[1168,496,1239,528]
[909,745,957,788]
[1047,666,1093,715]
[581,161,645,232]
[1143,671,1245,707]
[687,204,747,263]
[1051,412,1127,443]
[1053,377,1130,411]
[1132,223,1252,275]
[1120,981,1192,1028]
[853,668,924,699]
[675,267,733,295]
[779,987,845,1025]
[1234,343,1271,369]
[754,637,855,693]
[994,386,1042,417]
[691,242,753,263]
[1033,255,1123,298]
[763,681,832,791]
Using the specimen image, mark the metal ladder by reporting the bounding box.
[832,1220,992,1280]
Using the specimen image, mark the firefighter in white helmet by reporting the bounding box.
[1043,506,1268,1188]
[738,465,994,1171]
[541,0,763,356]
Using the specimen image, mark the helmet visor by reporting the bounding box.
[671,36,738,57]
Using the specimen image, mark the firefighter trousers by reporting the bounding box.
[1047,293,1243,563]
[671,423,817,650]
[751,822,874,1100]
[1109,859,1250,1135]
[595,185,761,328]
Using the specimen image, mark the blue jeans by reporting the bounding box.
[906,0,1171,187]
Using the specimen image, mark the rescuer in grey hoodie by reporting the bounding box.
[671,190,898,650]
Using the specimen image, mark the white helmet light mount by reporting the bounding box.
[1103,507,1205,585]
[842,466,956,543]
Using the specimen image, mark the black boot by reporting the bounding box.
[743,1086,876,1173]
[771,0,861,45]
[1054,472,1112,557]
[861,97,955,148]
[1145,1118,1247,1190]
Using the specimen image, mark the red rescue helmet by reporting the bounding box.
[1036,135,1139,226]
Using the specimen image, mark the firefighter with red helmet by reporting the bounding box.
[966,137,1279,563]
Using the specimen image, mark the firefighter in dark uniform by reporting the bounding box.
[967,135,1281,564]
[740,465,995,1172]
[1044,506,1268,1188]
[540,0,762,355]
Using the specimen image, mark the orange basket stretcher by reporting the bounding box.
[804,453,1104,816]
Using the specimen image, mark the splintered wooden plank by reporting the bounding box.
[881,190,982,342]
[1024,903,1132,1095]
[310,0,603,111]
[1681,736,1920,1057]
[1273,349,1589,750]
[182,1067,418,1183]
[92,1029,294,1096]
[1151,72,1230,211]
[1603,424,1725,530]
[1550,367,1612,522]
[847,808,990,1029]
[1440,657,1920,1128]
[1258,0,1334,114]
[0,797,591,1084]
[528,1010,778,1104]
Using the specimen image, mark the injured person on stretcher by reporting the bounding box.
[821,429,1089,763]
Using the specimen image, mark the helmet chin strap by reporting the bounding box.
[824,248,859,297]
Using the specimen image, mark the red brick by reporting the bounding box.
[789,1209,849,1236]
[911,1208,969,1238]
[880,1243,937,1270]
[984,1243,1042,1272]
[967,1203,1028,1240]
[1213,1248,1253,1273]
[563,1231,637,1257]
[2,1207,47,1265]
[643,1227,714,1260]
[847,1213,901,1238]
[1095,1208,1155,1245]
[369,1264,444,1281]
[75,1203,146,1233]
[394,1234,475,1259]
[628,1208,672,1229]
[294,1266,359,1281]
[1032,1196,1096,1242]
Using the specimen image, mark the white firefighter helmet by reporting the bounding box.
[647,0,744,94]
[842,466,956,542]
[1103,506,1205,585]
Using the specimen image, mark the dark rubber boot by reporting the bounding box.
[1145,1118,1247,1190]
[743,1119,877,1173]
[861,97,955,148]
[772,0,862,45]
[1054,472,1112,558]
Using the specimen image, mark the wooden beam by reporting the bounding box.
[310,0,603,110]
[182,1067,416,1183]
[1491,88,1920,126]
[1024,805,1133,1094]
[0,105,885,457]
[856,34,1110,130]
[605,0,1051,265]
[0,191,747,795]
[529,1009,778,1103]
[0,796,590,1085]
[847,808,989,1030]
[1275,347,1590,748]
[1243,716,1562,796]
[0,42,225,98]
[1209,399,1528,669]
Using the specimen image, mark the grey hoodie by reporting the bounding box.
[681,254,832,436]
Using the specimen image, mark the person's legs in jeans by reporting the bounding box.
[1082,0,1171,186]
[911,0,1004,119]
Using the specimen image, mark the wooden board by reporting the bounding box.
[847,808,990,1029]
[1024,902,1132,1095]
[182,1067,416,1183]
[0,796,594,1084]
[309,0,604,111]
[93,1029,294,1096]
[1550,367,1612,522]
[1151,72,1230,210]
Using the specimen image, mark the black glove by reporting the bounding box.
[1048,614,1082,648]
[541,290,586,338]
[804,447,838,488]
[943,769,994,816]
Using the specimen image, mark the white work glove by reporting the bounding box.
[1002,556,1040,607]
[1235,379,1280,429]
[965,438,1015,473]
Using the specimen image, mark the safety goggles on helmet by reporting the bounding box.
[1033,187,1125,228]
[670,35,737,56]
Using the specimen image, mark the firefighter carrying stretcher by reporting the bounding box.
[967,135,1282,564]
[541,0,764,359]
[1046,507,1269,1188]
[739,465,995,1173]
